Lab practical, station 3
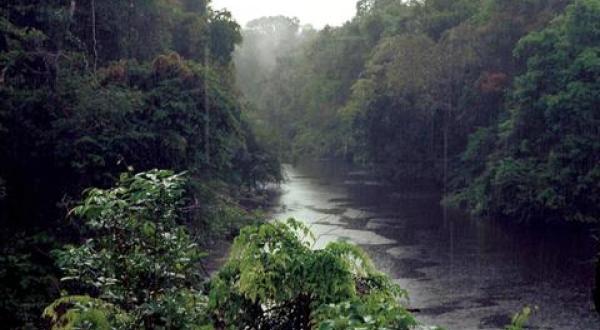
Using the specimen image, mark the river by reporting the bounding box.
[270,161,600,330]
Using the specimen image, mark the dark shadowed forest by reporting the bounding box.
[0,0,598,329]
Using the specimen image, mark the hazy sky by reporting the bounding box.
[211,0,358,29]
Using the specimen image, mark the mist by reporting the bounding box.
[234,16,317,106]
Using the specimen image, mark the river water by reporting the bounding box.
[270,161,600,330]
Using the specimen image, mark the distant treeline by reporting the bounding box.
[236,0,600,223]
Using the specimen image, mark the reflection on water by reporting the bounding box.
[270,161,600,330]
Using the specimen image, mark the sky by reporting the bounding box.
[211,0,358,29]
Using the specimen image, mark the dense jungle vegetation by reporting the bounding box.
[236,0,599,224]
[0,0,598,328]
[0,0,284,327]
[0,0,439,329]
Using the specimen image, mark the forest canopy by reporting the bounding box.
[0,0,280,327]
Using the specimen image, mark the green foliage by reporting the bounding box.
[0,232,59,328]
[209,10,242,65]
[348,33,444,178]
[412,0,480,40]
[1,2,278,325]
[453,0,600,222]
[52,54,244,181]
[234,16,319,161]
[46,176,429,329]
[208,219,422,329]
[47,170,212,329]
[43,295,128,330]
[238,0,596,224]
[0,0,279,228]
[185,178,265,243]
[315,294,419,330]
[239,0,567,178]
[67,0,237,65]
[505,306,534,330]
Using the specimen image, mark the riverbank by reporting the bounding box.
[270,161,600,329]
[202,186,283,275]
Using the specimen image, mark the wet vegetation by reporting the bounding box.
[236,0,599,224]
[43,171,432,329]
[0,0,279,327]
[0,0,598,328]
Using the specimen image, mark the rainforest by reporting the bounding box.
[0,0,598,329]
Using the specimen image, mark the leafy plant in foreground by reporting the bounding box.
[208,219,431,330]
[45,170,211,329]
[46,170,433,329]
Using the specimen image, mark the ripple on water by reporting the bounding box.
[275,162,600,330]
[309,224,397,248]
[306,205,347,215]
[327,197,353,204]
[366,218,407,230]
[343,179,386,186]
[385,246,422,259]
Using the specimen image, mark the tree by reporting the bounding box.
[0,1,279,326]
[208,10,241,65]
[347,34,440,177]
[451,0,600,222]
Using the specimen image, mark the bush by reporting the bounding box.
[208,219,431,330]
[46,170,212,329]
[47,170,432,329]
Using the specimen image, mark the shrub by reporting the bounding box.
[47,170,432,329]
[208,219,431,330]
[46,170,212,329]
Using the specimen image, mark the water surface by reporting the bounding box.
[270,161,600,330]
